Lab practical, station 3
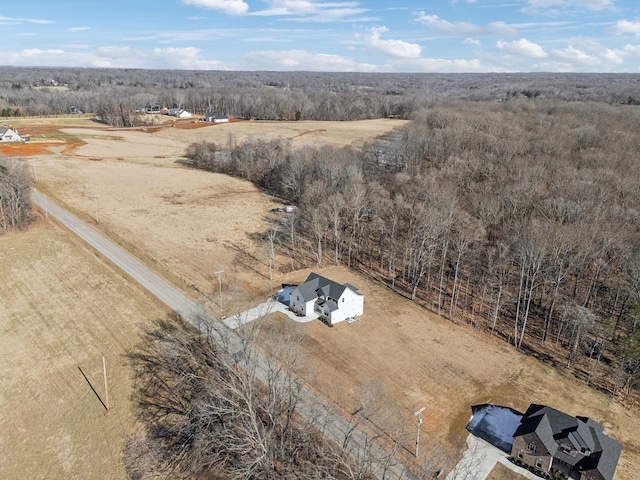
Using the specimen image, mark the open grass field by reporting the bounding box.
[3,116,638,479]
[0,219,169,479]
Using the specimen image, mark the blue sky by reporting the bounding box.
[3,0,640,72]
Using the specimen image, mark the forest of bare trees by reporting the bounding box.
[3,67,640,125]
[185,98,640,404]
[126,314,433,480]
[0,158,31,234]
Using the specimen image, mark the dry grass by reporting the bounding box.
[8,117,638,480]
[0,219,168,479]
[486,463,528,480]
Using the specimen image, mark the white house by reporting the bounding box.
[290,273,364,326]
[0,127,22,142]
[167,108,191,118]
[205,111,229,123]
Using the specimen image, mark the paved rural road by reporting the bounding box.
[31,190,419,480]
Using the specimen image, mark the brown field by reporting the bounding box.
[5,117,639,479]
[486,463,528,480]
[0,219,169,479]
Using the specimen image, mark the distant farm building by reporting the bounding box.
[290,273,363,326]
[167,108,192,118]
[205,112,229,123]
[0,127,22,142]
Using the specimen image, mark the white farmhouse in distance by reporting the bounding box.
[0,127,22,142]
[290,273,364,326]
[167,108,192,118]
[205,111,229,123]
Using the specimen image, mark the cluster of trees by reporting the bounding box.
[185,98,640,401]
[0,158,31,234]
[126,314,435,479]
[3,67,640,123]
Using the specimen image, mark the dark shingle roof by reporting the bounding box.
[514,404,622,480]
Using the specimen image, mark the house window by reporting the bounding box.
[297,296,299,301]
[527,442,536,453]
[342,298,344,303]
[517,450,524,459]
[536,458,543,468]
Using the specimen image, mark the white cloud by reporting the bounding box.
[386,57,504,73]
[240,49,377,71]
[416,13,517,36]
[463,38,480,46]
[66,27,92,32]
[530,39,631,71]
[181,0,249,16]
[609,20,640,36]
[496,38,548,58]
[524,0,613,12]
[251,0,368,22]
[359,26,421,58]
[0,15,54,25]
[3,45,226,70]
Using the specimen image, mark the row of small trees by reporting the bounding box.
[184,98,640,401]
[0,158,31,234]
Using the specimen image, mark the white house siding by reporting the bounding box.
[330,289,364,324]
[289,287,315,316]
[0,128,22,142]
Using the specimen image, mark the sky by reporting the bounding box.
[3,0,640,73]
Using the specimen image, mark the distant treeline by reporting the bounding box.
[3,67,640,125]
[185,98,640,402]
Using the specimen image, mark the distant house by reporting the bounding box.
[0,127,22,142]
[511,404,621,480]
[289,273,363,326]
[69,106,83,115]
[167,108,191,118]
[205,111,229,123]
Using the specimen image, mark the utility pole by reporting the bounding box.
[414,406,425,458]
[214,270,224,308]
[91,195,99,223]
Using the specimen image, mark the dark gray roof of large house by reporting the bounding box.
[514,404,622,480]
[296,273,360,302]
[206,111,228,119]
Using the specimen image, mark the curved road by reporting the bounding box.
[31,190,418,480]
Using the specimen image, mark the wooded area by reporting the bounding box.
[3,67,640,124]
[126,314,413,479]
[185,98,640,404]
[0,158,31,234]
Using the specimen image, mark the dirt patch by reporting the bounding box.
[0,142,53,156]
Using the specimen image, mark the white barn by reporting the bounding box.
[0,127,22,142]
[290,273,363,326]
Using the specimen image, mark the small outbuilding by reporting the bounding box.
[289,273,363,326]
